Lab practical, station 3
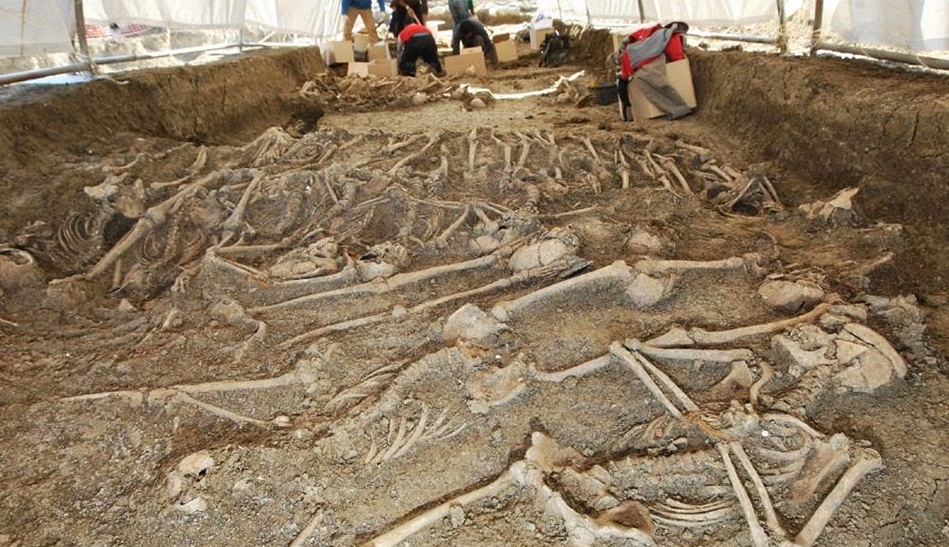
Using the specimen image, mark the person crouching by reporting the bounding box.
[454,18,498,66]
[397,23,443,76]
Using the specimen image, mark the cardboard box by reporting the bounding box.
[367,43,388,61]
[627,58,697,122]
[323,40,355,64]
[530,27,554,50]
[494,40,517,63]
[492,33,511,44]
[444,48,487,77]
[347,62,370,77]
[353,34,370,52]
[426,20,445,33]
[368,59,398,78]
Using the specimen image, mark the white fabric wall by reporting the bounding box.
[0,0,74,56]
[244,0,341,38]
[83,0,247,28]
[2,1,948,58]
[831,0,949,51]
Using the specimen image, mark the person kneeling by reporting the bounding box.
[397,23,443,77]
[455,18,498,66]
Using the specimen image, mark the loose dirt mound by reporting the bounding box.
[0,39,947,547]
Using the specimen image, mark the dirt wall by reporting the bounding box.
[687,50,949,293]
[0,46,326,169]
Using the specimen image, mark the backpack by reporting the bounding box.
[539,31,570,67]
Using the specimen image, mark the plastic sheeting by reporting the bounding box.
[0,0,74,56]
[244,0,341,38]
[830,0,949,52]
[83,0,247,28]
[537,0,778,25]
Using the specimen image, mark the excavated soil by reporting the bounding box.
[1,34,948,547]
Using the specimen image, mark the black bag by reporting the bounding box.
[539,31,570,67]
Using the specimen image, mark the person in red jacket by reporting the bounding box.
[397,23,443,77]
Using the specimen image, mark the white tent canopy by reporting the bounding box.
[1,0,947,57]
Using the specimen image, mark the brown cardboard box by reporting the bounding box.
[445,48,487,77]
[353,34,370,52]
[627,58,697,121]
[323,40,355,64]
[347,62,370,77]
[492,33,511,44]
[529,27,553,50]
[367,43,388,61]
[494,40,517,63]
[368,59,398,78]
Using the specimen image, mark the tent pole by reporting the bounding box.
[815,41,949,71]
[810,0,824,55]
[637,0,646,23]
[776,0,788,53]
[72,0,93,74]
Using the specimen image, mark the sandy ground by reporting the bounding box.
[0,29,948,547]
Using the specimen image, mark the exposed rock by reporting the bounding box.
[758,279,825,313]
[625,230,664,256]
[835,348,895,393]
[174,497,208,514]
[626,273,669,309]
[443,304,510,349]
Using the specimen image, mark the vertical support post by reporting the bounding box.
[776,0,788,53]
[810,0,824,56]
[637,0,646,24]
[73,0,92,72]
[239,28,244,53]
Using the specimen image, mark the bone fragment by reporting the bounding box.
[252,254,498,314]
[220,173,265,245]
[674,141,712,161]
[280,264,558,349]
[717,443,770,547]
[289,512,324,547]
[729,441,786,538]
[792,450,883,547]
[633,255,754,276]
[363,466,516,547]
[388,133,439,176]
[435,206,470,248]
[467,128,478,172]
[172,392,274,428]
[647,303,833,348]
[580,136,601,163]
[492,261,632,321]
[85,170,223,279]
[627,348,699,413]
[749,362,775,409]
[516,135,532,168]
[491,132,513,171]
[0,316,18,328]
[534,355,613,382]
[841,323,907,378]
[624,339,754,363]
[610,343,684,417]
[662,159,692,194]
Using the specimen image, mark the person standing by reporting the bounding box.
[449,0,476,54]
[389,0,426,39]
[342,0,384,43]
[397,22,442,77]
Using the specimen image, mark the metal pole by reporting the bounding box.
[810,0,824,55]
[637,0,646,24]
[72,0,94,77]
[687,29,780,46]
[815,41,949,71]
[776,0,788,53]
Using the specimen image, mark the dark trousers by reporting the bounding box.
[399,34,442,76]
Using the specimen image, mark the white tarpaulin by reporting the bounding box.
[245,0,342,39]
[831,0,949,52]
[83,0,247,28]
[0,0,74,56]
[642,0,779,25]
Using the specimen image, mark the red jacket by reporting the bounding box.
[620,23,687,79]
[398,23,431,44]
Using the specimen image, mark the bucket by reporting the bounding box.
[593,84,618,105]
